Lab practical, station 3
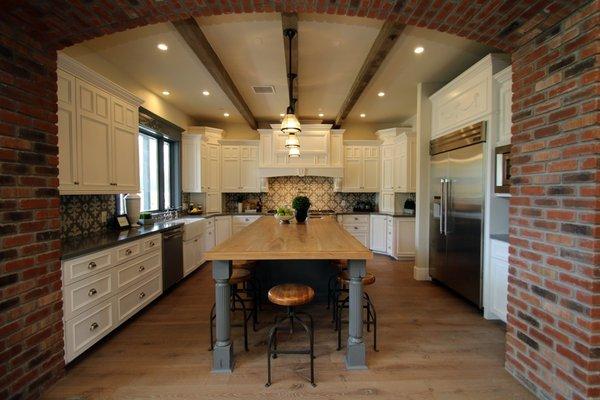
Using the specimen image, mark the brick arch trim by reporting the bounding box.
[1,1,588,52]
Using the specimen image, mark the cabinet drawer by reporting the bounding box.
[63,249,114,285]
[344,224,368,233]
[116,250,162,291]
[491,239,509,262]
[64,298,117,362]
[141,234,161,253]
[115,240,142,263]
[63,269,115,321]
[342,215,369,225]
[117,273,162,322]
[232,215,261,225]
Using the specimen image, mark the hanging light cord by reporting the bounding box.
[284,28,297,114]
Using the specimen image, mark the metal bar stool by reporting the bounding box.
[265,284,316,388]
[233,260,261,318]
[327,259,347,313]
[334,270,378,352]
[209,268,257,352]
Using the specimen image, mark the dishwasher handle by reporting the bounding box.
[163,229,183,240]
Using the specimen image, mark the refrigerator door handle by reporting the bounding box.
[444,178,450,235]
[440,178,445,235]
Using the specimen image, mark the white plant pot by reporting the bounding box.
[125,194,141,227]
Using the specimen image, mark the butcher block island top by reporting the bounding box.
[205,216,373,261]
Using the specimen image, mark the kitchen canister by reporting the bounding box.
[124,193,141,227]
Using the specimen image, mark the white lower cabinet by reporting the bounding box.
[183,235,204,277]
[232,215,261,235]
[490,239,509,322]
[369,215,387,253]
[341,214,370,248]
[394,218,416,259]
[62,234,163,363]
[215,216,232,246]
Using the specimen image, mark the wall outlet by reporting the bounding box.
[101,211,107,223]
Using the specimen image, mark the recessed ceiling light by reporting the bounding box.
[157,43,168,51]
[223,112,230,117]
[202,90,210,96]
[377,92,385,97]
[318,113,324,118]
[414,46,424,54]
[162,90,170,96]
[360,113,366,118]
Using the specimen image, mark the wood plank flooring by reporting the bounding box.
[43,255,533,399]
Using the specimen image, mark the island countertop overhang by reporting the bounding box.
[205,216,373,261]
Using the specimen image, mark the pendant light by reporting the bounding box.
[281,28,301,157]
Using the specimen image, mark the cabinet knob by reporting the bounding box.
[88,288,97,296]
[149,241,155,247]
[88,262,97,269]
[138,265,145,272]
[125,249,132,255]
[138,292,146,299]
[74,181,79,185]
[90,322,99,331]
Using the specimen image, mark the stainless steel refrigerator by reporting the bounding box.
[429,122,485,308]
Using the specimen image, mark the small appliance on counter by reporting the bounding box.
[353,200,375,212]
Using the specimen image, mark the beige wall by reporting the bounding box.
[61,46,197,129]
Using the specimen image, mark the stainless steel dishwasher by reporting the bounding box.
[162,227,183,291]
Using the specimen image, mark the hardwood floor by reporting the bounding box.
[43,255,533,399]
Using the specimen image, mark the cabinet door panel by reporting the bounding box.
[369,215,387,253]
[113,125,139,192]
[363,158,379,192]
[382,156,393,191]
[221,157,240,192]
[57,70,78,191]
[181,138,199,192]
[206,192,221,213]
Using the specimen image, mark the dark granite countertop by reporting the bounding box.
[490,234,509,243]
[61,221,184,260]
[336,211,416,218]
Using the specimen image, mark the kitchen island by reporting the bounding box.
[205,216,373,372]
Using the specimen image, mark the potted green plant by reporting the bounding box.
[139,212,154,226]
[292,196,311,223]
[403,197,415,215]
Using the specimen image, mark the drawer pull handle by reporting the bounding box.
[88,288,97,296]
[354,227,358,230]
[126,249,132,256]
[138,292,146,299]
[88,262,97,269]
[138,266,145,272]
[149,241,155,247]
[90,322,99,331]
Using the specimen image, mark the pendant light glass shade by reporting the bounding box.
[288,146,300,158]
[285,133,300,148]
[281,112,301,135]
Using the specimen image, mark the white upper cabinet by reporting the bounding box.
[181,127,222,194]
[220,141,260,193]
[57,53,143,195]
[342,143,380,193]
[376,128,416,194]
[494,66,512,147]
[429,54,510,139]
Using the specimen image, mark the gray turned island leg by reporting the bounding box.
[346,259,367,370]
[212,260,233,372]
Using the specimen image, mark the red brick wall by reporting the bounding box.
[507,1,599,399]
[0,20,64,399]
[0,1,596,399]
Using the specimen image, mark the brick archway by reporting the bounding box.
[0,1,597,399]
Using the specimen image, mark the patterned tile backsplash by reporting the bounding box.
[224,176,376,212]
[60,195,116,239]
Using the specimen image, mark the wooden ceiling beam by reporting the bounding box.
[172,18,258,130]
[334,20,406,127]
[281,12,299,112]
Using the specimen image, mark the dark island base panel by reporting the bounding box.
[254,260,338,303]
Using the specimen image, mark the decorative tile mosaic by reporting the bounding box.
[60,195,116,239]
[224,176,376,212]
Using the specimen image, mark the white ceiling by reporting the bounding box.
[64,14,496,127]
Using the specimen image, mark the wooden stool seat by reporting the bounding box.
[232,260,257,269]
[268,284,315,307]
[340,271,376,286]
[229,269,251,285]
[331,259,348,270]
